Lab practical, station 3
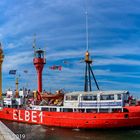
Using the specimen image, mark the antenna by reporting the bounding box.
[33,34,36,47]
[33,34,36,56]
[85,0,89,51]
[44,46,47,61]
[85,11,89,51]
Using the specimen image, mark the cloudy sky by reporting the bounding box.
[1,0,140,96]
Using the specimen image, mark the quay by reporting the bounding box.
[0,121,20,140]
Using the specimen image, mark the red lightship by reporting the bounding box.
[0,44,140,129]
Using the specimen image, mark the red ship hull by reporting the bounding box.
[1,106,140,129]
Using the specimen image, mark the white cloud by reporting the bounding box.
[1,0,140,94]
[3,51,33,72]
[94,58,140,66]
[6,43,16,49]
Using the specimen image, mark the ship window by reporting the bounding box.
[36,52,44,58]
[99,109,109,113]
[60,108,63,112]
[50,108,56,112]
[71,96,78,100]
[65,95,78,101]
[63,108,67,112]
[67,108,73,112]
[117,94,121,100]
[74,109,85,113]
[42,108,49,111]
[123,108,129,112]
[112,108,122,113]
[82,95,97,101]
[86,109,97,113]
[66,96,71,100]
[100,95,114,100]
[109,95,114,100]
[100,95,108,100]
[63,108,73,112]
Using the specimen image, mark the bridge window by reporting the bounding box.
[66,95,78,101]
[109,95,114,100]
[100,95,114,100]
[100,95,108,100]
[71,96,78,100]
[81,95,97,101]
[117,94,121,100]
[66,96,70,100]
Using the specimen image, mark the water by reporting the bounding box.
[2,120,140,140]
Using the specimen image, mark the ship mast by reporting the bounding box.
[84,8,100,92]
[15,76,19,98]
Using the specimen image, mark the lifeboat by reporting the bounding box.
[41,90,64,99]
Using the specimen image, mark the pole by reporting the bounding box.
[89,65,100,90]
[84,63,88,92]
[88,63,92,91]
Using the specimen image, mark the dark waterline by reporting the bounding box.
[2,120,140,140]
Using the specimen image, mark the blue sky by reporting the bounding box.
[1,0,140,97]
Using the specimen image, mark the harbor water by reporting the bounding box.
[2,120,140,140]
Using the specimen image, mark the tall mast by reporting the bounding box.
[84,1,100,92]
[15,77,19,98]
[85,10,89,51]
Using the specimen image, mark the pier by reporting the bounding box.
[0,121,20,140]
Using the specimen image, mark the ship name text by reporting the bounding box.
[13,109,43,123]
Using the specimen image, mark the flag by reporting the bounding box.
[9,70,16,75]
[24,70,28,73]
[58,66,62,71]
[49,65,62,71]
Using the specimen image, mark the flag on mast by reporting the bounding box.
[24,70,28,73]
[49,65,62,71]
[9,70,17,75]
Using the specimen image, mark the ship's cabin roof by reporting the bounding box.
[65,90,129,96]
[35,48,44,53]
